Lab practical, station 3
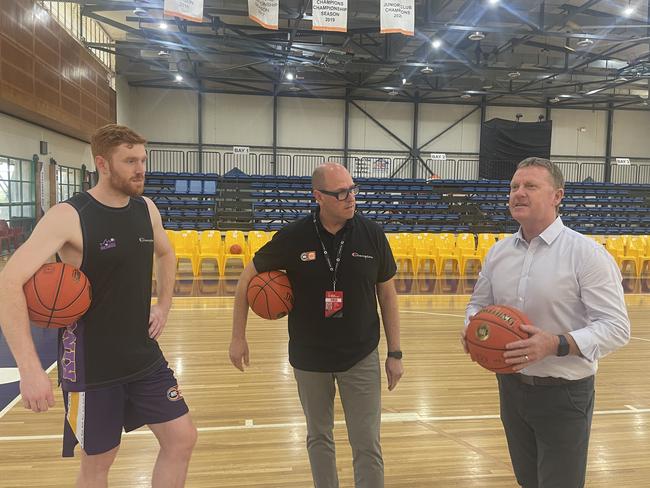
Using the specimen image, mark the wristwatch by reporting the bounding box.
[387,350,403,360]
[556,334,570,357]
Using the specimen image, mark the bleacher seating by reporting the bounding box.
[144,171,650,236]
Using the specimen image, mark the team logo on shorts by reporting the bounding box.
[300,251,316,261]
[167,385,183,402]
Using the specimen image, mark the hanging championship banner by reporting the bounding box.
[248,0,279,30]
[163,0,204,23]
[380,0,414,36]
[313,0,348,33]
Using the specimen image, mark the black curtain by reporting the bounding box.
[479,118,552,180]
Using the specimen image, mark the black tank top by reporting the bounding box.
[58,192,162,391]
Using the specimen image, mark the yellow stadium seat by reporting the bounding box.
[174,230,199,276]
[248,230,270,256]
[388,233,416,277]
[476,233,497,258]
[197,230,223,276]
[221,230,248,275]
[605,236,625,266]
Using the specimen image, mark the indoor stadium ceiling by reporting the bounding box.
[76,0,650,109]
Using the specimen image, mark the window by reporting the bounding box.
[0,156,35,220]
[57,166,82,203]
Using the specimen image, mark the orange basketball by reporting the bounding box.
[466,305,531,373]
[247,270,294,320]
[230,243,243,254]
[23,262,92,328]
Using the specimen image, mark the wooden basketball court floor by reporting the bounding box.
[1,292,649,487]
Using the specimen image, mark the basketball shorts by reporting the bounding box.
[62,360,189,457]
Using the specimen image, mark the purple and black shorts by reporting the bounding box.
[62,360,189,457]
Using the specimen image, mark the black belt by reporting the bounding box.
[513,373,594,386]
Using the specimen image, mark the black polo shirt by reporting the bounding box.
[253,210,397,372]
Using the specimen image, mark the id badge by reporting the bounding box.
[325,290,344,318]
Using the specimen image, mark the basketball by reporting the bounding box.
[230,243,243,254]
[247,270,294,320]
[23,262,92,328]
[465,305,531,373]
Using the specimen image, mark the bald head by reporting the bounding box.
[311,163,350,190]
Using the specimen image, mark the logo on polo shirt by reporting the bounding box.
[352,252,374,259]
[300,251,317,261]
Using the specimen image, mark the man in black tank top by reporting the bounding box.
[0,124,196,487]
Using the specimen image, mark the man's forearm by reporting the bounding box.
[0,283,41,371]
[378,289,401,351]
[155,251,176,310]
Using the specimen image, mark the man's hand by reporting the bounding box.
[503,324,560,371]
[385,358,403,391]
[229,337,250,372]
[20,367,55,413]
[460,328,469,354]
[149,303,170,340]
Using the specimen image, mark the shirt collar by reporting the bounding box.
[313,207,355,237]
[514,216,565,246]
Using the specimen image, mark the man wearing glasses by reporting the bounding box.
[229,162,403,488]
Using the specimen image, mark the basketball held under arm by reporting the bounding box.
[0,204,76,412]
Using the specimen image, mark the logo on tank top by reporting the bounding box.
[99,238,116,251]
[139,237,154,243]
[351,252,374,259]
[167,385,183,402]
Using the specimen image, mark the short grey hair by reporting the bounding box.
[517,157,565,189]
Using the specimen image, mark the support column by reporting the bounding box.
[344,88,350,168]
[411,94,420,178]
[273,84,278,175]
[604,102,614,183]
[197,88,203,173]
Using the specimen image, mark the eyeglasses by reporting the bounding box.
[318,185,360,201]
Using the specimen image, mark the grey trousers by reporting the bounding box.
[293,348,383,488]
[497,373,595,488]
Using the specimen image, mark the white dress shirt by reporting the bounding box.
[466,217,631,380]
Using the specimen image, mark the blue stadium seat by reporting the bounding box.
[174,180,188,194]
[188,180,203,195]
[203,180,217,195]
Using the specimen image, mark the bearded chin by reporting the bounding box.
[111,174,144,197]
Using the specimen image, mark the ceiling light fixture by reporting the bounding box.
[549,96,560,103]
[460,93,472,99]
[576,38,594,48]
[507,71,521,79]
[623,3,635,17]
[159,22,168,30]
[388,89,399,96]
[431,39,442,49]
[158,50,170,57]
[468,31,485,41]
[420,65,433,74]
[174,74,183,82]
[133,7,147,16]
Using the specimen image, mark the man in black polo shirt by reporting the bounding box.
[229,162,403,488]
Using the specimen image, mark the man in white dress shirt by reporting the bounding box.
[464,157,630,488]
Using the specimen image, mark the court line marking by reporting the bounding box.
[1,407,649,442]
[630,336,650,342]
[0,362,57,420]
